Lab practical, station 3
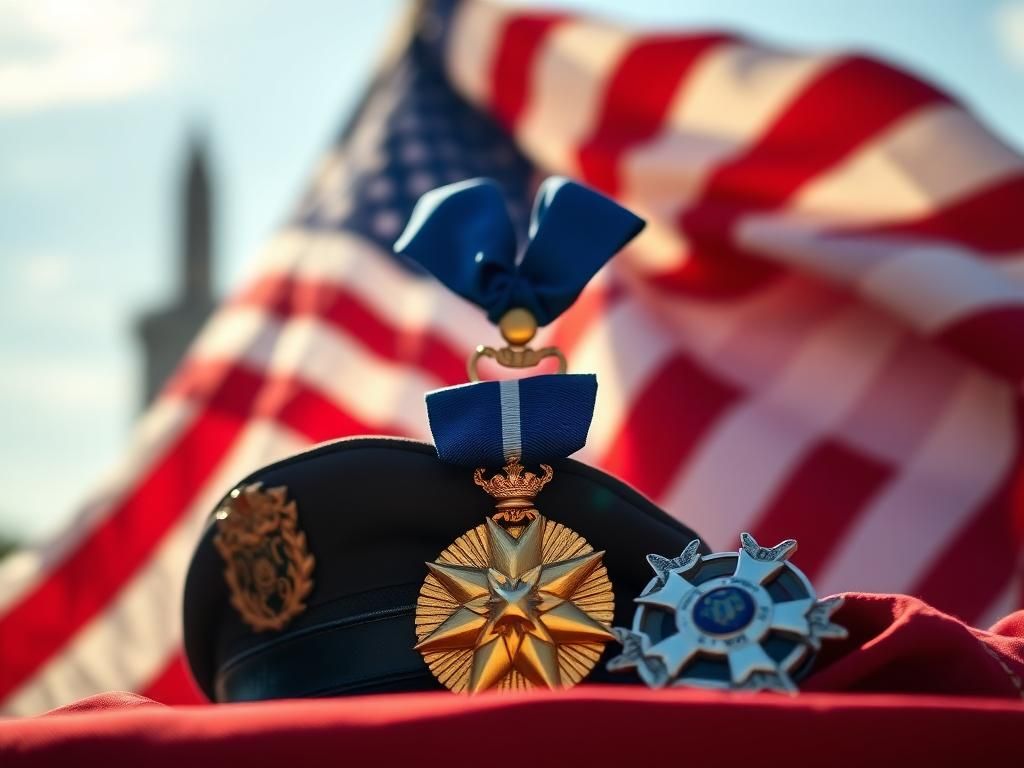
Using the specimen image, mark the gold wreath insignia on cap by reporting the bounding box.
[213,483,315,632]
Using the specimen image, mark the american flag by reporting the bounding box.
[2,0,1022,713]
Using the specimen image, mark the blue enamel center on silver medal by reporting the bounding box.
[675,573,774,653]
[692,586,755,635]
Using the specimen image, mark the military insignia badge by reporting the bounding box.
[212,483,315,632]
[415,458,614,692]
[608,533,847,692]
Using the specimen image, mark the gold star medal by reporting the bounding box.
[414,456,615,693]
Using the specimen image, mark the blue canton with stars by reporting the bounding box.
[293,17,537,272]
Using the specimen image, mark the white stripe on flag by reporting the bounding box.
[0,398,198,616]
[834,332,969,466]
[446,0,512,107]
[623,43,829,213]
[857,241,1024,332]
[572,295,678,461]
[735,217,1024,333]
[253,229,492,351]
[662,302,905,549]
[793,104,1024,224]
[190,311,440,439]
[817,370,1017,596]
[635,272,842,393]
[517,20,635,174]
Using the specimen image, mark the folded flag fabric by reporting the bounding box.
[2,594,1023,766]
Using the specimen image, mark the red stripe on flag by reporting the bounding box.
[0,364,264,701]
[601,353,742,501]
[647,241,783,300]
[490,14,566,129]
[257,370,409,442]
[653,55,949,301]
[577,34,729,194]
[935,306,1024,384]
[166,358,412,442]
[140,653,204,706]
[863,173,1024,254]
[694,56,947,208]
[235,275,466,386]
[911,399,1024,624]
[749,440,894,580]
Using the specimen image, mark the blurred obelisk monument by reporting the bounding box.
[136,136,217,407]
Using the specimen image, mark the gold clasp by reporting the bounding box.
[467,307,568,382]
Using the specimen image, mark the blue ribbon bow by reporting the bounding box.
[394,177,645,325]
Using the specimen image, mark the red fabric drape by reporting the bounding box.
[2,593,1022,767]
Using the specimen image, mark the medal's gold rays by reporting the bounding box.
[415,458,615,693]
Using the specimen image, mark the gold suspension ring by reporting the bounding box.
[467,307,568,382]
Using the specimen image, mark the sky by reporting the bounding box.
[1,0,1023,541]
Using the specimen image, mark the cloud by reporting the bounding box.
[0,357,131,411]
[18,250,71,292]
[0,0,171,113]
[995,1,1024,71]
[2,248,121,333]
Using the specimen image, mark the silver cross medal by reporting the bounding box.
[608,534,847,692]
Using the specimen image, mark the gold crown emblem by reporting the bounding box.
[473,457,553,524]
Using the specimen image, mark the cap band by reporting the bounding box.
[216,607,431,701]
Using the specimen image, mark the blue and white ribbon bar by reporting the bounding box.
[498,379,522,461]
[426,374,597,467]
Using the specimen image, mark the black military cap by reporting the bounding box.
[183,436,706,701]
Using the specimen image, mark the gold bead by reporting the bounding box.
[498,307,537,346]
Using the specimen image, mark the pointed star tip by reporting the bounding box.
[633,593,660,608]
[824,595,845,611]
